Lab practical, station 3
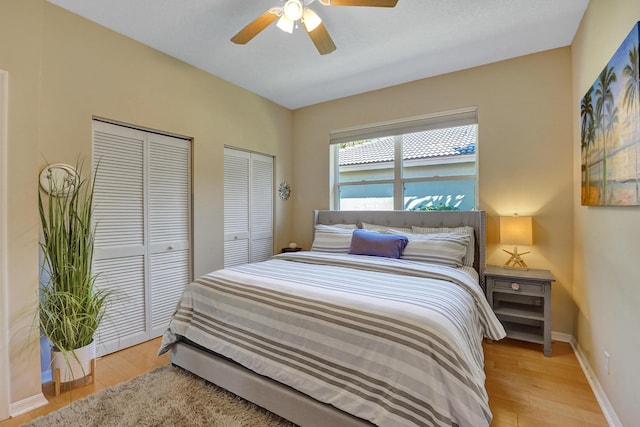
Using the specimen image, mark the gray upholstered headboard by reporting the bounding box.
[313,210,487,289]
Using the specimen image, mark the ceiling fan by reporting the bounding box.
[231,0,399,55]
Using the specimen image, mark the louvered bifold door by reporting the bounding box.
[224,148,250,267]
[148,134,191,336]
[93,121,192,357]
[93,121,147,357]
[249,154,274,263]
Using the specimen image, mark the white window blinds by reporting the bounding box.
[329,107,478,145]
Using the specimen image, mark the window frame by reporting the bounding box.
[330,107,478,211]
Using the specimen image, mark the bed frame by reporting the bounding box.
[170,210,486,427]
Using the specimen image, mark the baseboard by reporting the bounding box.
[9,393,48,417]
[564,335,623,427]
[551,331,573,343]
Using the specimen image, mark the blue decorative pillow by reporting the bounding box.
[348,229,409,259]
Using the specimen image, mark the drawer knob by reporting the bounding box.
[511,282,520,291]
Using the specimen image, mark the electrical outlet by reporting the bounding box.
[604,352,610,375]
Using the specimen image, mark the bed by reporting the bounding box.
[159,210,506,427]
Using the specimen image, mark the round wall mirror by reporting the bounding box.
[39,163,79,197]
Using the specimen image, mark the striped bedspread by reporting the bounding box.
[159,252,506,427]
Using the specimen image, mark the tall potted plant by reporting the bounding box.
[38,162,108,386]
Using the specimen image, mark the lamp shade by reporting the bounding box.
[500,216,533,246]
[303,8,322,31]
[276,15,295,33]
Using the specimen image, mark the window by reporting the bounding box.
[330,108,477,211]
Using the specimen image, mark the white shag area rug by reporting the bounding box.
[25,365,297,427]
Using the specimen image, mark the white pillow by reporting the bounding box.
[361,222,412,234]
[311,224,355,253]
[404,233,470,267]
[387,230,470,267]
[322,223,358,229]
[412,225,475,266]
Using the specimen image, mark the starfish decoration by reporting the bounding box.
[503,247,530,269]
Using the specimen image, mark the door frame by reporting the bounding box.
[0,70,10,420]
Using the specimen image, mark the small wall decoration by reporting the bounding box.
[278,181,291,200]
[39,163,79,197]
[581,21,640,206]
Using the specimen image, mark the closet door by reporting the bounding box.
[92,121,191,356]
[93,123,147,356]
[148,134,191,336]
[223,148,273,268]
[223,149,250,267]
[249,153,274,263]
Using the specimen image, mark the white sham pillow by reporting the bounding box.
[311,224,355,253]
[411,225,475,266]
[322,223,358,229]
[361,222,412,234]
[387,229,470,267]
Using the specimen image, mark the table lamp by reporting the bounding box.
[500,215,533,269]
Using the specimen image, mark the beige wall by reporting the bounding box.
[0,0,45,408]
[292,48,575,335]
[572,1,640,426]
[1,0,293,406]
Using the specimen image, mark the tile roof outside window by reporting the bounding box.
[339,124,477,166]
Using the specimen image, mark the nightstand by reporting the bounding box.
[484,265,555,356]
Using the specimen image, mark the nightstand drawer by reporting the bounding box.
[492,279,543,295]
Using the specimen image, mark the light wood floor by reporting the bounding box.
[1,337,607,427]
[484,339,608,427]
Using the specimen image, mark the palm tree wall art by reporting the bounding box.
[581,21,640,206]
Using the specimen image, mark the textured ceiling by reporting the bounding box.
[47,0,589,109]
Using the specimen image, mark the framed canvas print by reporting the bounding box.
[581,21,640,206]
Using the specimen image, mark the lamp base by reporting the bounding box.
[502,247,530,270]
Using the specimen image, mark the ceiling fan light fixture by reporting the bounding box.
[283,0,304,21]
[302,8,322,32]
[231,0,398,53]
[276,15,295,33]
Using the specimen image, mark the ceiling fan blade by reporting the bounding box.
[231,8,280,44]
[305,22,336,55]
[324,0,398,7]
